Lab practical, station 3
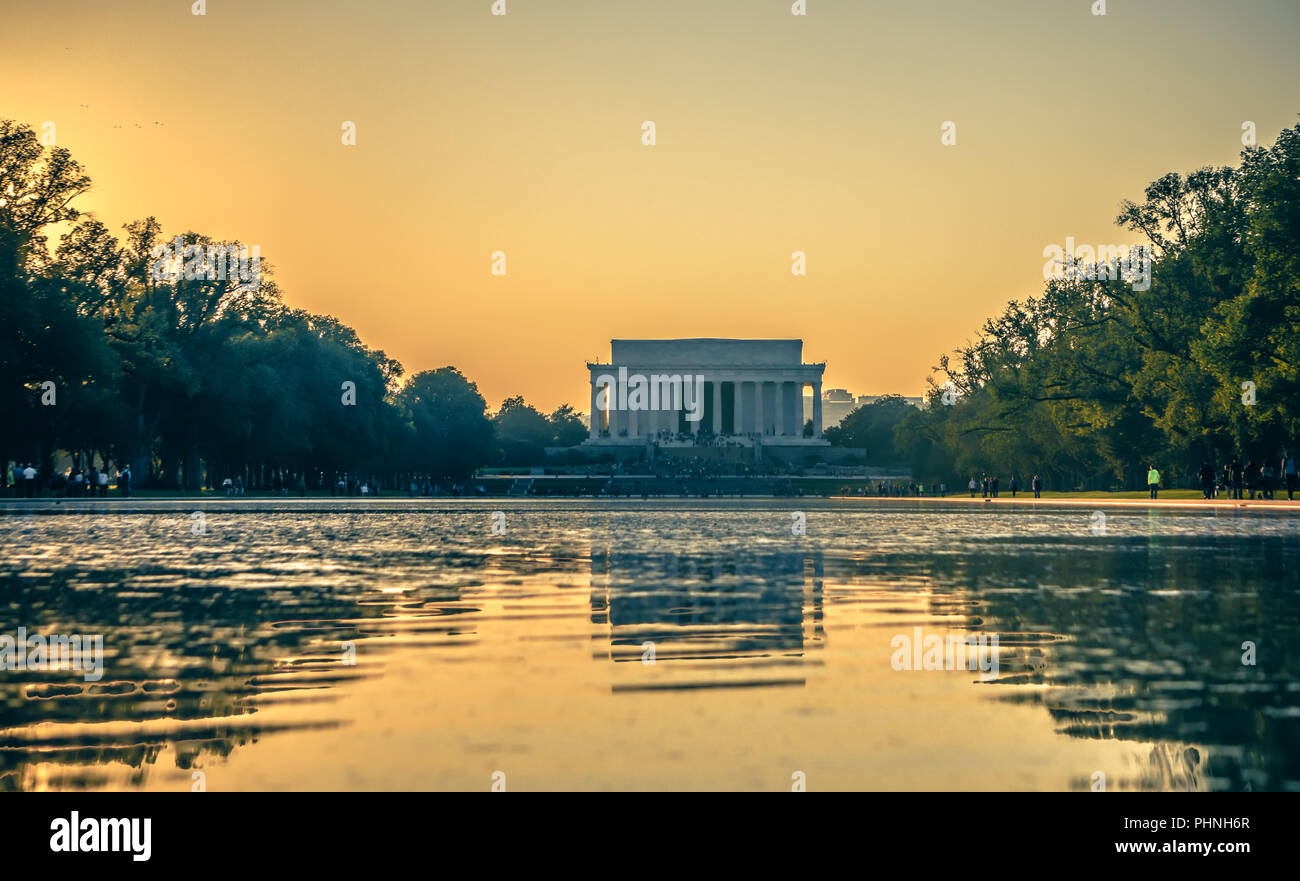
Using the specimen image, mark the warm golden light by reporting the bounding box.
[4,1,1295,409]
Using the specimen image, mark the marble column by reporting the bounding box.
[732,380,743,435]
[774,380,785,436]
[812,381,823,437]
[712,378,722,435]
[589,380,599,439]
[754,380,765,436]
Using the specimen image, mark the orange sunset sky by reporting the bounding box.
[3,0,1298,411]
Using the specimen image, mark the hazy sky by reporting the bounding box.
[3,0,1298,410]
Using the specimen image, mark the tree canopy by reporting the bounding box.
[886,121,1300,490]
[1,120,586,488]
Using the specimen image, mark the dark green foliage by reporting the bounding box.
[0,120,585,486]
[874,122,1300,490]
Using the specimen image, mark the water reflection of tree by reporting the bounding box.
[0,564,391,789]
[913,535,1300,792]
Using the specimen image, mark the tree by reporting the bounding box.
[548,404,588,447]
[396,368,493,480]
[898,121,1300,490]
[1,119,514,492]
[493,396,553,465]
[0,120,102,475]
[826,395,915,464]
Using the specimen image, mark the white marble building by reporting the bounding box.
[585,339,828,445]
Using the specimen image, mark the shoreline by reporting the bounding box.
[0,494,1297,514]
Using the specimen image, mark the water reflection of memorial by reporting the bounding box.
[589,548,824,691]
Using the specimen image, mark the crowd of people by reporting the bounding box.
[1196,452,1297,501]
[7,452,1298,503]
[8,463,131,498]
[966,474,1043,499]
[960,453,1297,502]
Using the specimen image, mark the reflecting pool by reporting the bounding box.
[1,499,1297,791]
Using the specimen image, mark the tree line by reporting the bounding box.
[6,117,1296,494]
[0,119,585,491]
[834,120,1299,491]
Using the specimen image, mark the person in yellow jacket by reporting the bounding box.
[1147,465,1160,499]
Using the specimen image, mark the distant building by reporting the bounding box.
[816,388,858,429]
[585,338,829,445]
[803,389,926,429]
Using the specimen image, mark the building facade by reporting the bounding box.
[585,339,828,445]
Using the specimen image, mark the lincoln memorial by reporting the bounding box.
[584,339,828,446]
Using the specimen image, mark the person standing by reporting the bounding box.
[1198,460,1215,500]
[97,467,109,497]
[969,477,977,498]
[1284,451,1298,501]
[1147,464,1160,499]
[1032,474,1042,499]
[1009,475,1019,498]
[1229,456,1243,500]
[991,475,1000,498]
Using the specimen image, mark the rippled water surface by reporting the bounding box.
[2,499,1298,791]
